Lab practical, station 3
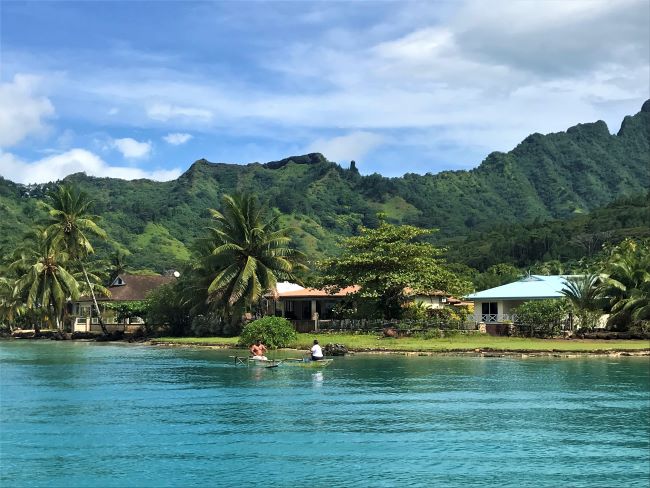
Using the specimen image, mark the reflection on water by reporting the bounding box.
[1,342,649,488]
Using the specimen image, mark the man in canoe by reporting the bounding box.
[310,339,324,361]
[250,340,268,360]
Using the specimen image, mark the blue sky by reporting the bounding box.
[1,0,648,183]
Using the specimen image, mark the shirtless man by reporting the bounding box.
[250,340,268,360]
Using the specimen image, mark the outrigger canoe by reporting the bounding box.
[230,356,333,369]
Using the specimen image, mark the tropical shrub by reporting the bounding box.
[420,328,443,339]
[402,302,429,321]
[513,299,569,338]
[239,316,297,349]
[190,313,225,337]
[628,321,650,339]
[146,283,192,336]
[599,239,650,331]
[560,274,604,331]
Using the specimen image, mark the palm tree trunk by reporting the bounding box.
[82,265,108,335]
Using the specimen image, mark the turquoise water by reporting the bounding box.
[1,342,648,487]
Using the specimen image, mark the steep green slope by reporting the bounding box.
[443,192,650,270]
[0,101,648,271]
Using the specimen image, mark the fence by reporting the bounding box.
[73,317,144,334]
[294,318,478,333]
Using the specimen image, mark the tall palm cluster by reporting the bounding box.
[1,185,108,333]
[192,194,305,327]
[599,239,650,329]
[561,238,650,330]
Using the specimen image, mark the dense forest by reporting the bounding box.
[1,100,648,274]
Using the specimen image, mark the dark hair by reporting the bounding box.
[313,339,319,345]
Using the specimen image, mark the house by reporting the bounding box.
[405,288,471,310]
[263,282,360,331]
[72,273,175,332]
[465,275,572,327]
[264,283,468,331]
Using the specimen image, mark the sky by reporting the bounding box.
[0,0,648,184]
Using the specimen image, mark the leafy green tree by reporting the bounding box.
[201,193,305,327]
[474,263,521,291]
[560,274,603,330]
[600,239,650,330]
[513,299,569,338]
[11,231,80,331]
[43,185,109,334]
[319,220,471,319]
[104,300,149,324]
[146,283,192,336]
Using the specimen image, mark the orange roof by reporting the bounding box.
[277,285,360,298]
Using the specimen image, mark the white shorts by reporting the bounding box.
[252,355,268,361]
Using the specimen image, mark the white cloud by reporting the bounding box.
[0,74,55,147]
[147,103,213,122]
[0,148,182,184]
[2,0,647,175]
[306,131,385,163]
[163,132,193,145]
[112,137,152,159]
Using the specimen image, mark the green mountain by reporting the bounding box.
[1,100,648,271]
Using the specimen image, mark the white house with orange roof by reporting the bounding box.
[264,282,359,329]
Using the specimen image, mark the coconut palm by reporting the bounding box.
[600,239,650,329]
[11,230,80,331]
[560,274,602,330]
[204,194,305,326]
[0,276,25,330]
[43,185,109,334]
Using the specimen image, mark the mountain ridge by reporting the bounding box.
[1,100,648,271]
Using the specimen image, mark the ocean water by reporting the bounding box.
[0,341,648,487]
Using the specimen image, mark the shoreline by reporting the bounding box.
[146,340,650,358]
[4,335,649,358]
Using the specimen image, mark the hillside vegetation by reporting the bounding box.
[1,100,648,272]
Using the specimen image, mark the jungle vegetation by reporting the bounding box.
[0,101,649,335]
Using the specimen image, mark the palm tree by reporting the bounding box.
[0,276,25,330]
[560,274,602,330]
[599,239,650,329]
[44,185,109,334]
[11,230,80,331]
[203,194,305,327]
[108,250,128,284]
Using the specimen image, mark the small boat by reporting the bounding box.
[230,356,333,369]
[281,358,334,368]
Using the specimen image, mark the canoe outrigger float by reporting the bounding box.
[230,356,333,369]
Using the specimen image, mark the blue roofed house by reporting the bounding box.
[466,275,572,332]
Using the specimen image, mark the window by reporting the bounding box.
[481,302,498,315]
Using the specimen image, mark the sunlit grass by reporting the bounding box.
[152,333,650,352]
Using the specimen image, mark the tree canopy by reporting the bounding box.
[319,220,472,319]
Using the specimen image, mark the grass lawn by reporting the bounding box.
[152,333,650,352]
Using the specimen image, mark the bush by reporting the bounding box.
[514,299,569,338]
[190,313,225,337]
[239,317,298,349]
[628,321,650,339]
[420,328,443,339]
[403,302,429,321]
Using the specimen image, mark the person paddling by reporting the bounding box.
[250,340,268,360]
[310,339,324,361]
